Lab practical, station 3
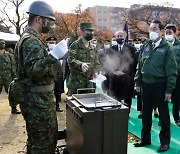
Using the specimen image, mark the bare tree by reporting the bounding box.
[110,7,129,31]
[0,19,11,32]
[128,3,180,37]
[52,4,95,41]
[0,0,27,35]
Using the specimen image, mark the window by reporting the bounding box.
[98,10,107,14]
[110,11,118,16]
[110,19,119,23]
[111,27,119,31]
[98,18,107,22]
[98,26,107,30]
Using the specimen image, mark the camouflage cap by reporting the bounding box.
[45,36,57,42]
[80,22,94,31]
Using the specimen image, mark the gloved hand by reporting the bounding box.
[47,43,56,50]
[50,40,68,59]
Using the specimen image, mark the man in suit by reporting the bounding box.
[134,20,177,152]
[104,30,137,112]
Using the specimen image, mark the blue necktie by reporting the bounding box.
[119,47,122,53]
[152,43,155,50]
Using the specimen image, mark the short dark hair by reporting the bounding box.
[151,19,164,30]
[104,40,110,43]
[165,24,176,33]
[27,14,37,26]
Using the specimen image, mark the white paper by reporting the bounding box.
[89,74,107,83]
[50,39,68,59]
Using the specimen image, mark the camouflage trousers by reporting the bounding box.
[0,79,16,107]
[20,91,58,154]
[0,79,11,94]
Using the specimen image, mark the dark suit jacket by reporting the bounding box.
[104,44,137,101]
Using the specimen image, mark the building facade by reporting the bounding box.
[89,5,128,33]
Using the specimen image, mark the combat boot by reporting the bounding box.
[11,107,21,114]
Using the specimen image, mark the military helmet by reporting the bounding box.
[27,1,55,21]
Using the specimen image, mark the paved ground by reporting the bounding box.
[0,90,137,154]
[0,90,66,154]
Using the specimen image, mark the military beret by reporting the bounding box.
[80,22,94,31]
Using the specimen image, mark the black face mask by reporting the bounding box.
[116,38,124,44]
[0,43,5,50]
[41,18,54,33]
[84,33,94,41]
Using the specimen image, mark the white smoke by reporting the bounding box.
[99,46,134,74]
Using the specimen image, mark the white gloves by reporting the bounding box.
[50,39,68,59]
[47,43,56,50]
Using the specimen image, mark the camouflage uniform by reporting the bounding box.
[14,28,58,154]
[67,38,99,95]
[0,46,16,108]
[0,50,15,93]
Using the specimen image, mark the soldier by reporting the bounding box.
[14,1,66,153]
[67,22,100,95]
[0,39,20,114]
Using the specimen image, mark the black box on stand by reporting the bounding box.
[66,93,129,154]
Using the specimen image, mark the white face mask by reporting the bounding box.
[165,35,174,42]
[104,44,110,49]
[149,31,159,41]
[134,44,142,50]
[112,40,117,46]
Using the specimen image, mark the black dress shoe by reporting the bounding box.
[134,141,151,147]
[154,113,159,118]
[158,144,169,152]
[138,114,143,119]
[56,108,63,112]
[158,120,161,126]
[175,120,180,127]
[11,109,21,114]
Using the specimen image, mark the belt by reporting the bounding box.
[30,84,54,93]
